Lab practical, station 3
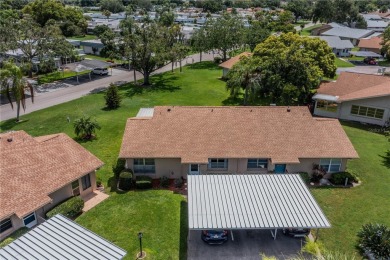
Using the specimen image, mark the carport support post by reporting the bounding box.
[89,72,91,80]
[315,229,319,242]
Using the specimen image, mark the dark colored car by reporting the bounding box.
[201,230,228,244]
[363,57,378,65]
[283,228,310,238]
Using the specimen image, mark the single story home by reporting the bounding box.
[368,10,390,21]
[310,22,347,36]
[316,36,354,57]
[358,36,383,54]
[366,19,389,32]
[0,131,104,239]
[80,39,105,55]
[313,72,390,126]
[321,27,375,46]
[219,52,251,77]
[0,214,127,259]
[119,106,358,179]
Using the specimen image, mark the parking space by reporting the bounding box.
[188,230,304,260]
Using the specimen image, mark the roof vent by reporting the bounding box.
[167,108,171,112]
[211,109,213,112]
[287,106,291,112]
[7,138,13,142]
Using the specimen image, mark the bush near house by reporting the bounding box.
[160,176,170,188]
[46,196,84,219]
[356,223,390,259]
[298,172,310,183]
[0,227,29,248]
[136,176,153,189]
[330,171,359,185]
[118,170,133,190]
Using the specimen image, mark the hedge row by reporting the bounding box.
[136,176,152,189]
[46,196,84,219]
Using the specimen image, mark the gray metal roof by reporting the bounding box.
[312,93,339,102]
[136,108,155,117]
[188,174,331,230]
[322,27,374,40]
[0,214,127,260]
[317,36,354,49]
[350,51,383,57]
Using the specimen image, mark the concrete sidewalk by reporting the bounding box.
[0,52,214,121]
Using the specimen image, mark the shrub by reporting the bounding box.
[136,176,153,189]
[118,170,133,190]
[174,177,184,188]
[356,223,390,259]
[104,83,122,109]
[298,172,310,183]
[46,196,84,219]
[214,57,222,64]
[331,171,358,185]
[96,177,102,187]
[160,176,170,188]
[0,227,28,248]
[73,116,101,140]
[113,158,126,178]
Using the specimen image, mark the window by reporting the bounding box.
[134,159,156,174]
[351,105,385,119]
[72,180,80,196]
[23,213,36,227]
[208,159,228,169]
[247,159,268,169]
[320,158,342,172]
[316,100,338,112]
[0,218,12,233]
[81,174,91,190]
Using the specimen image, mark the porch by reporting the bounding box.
[81,190,109,212]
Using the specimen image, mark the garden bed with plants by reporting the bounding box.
[299,167,360,188]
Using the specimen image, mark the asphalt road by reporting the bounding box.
[0,53,214,122]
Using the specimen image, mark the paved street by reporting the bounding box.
[0,53,214,121]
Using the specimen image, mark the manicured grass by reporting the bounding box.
[1,62,228,188]
[84,54,124,63]
[38,70,91,84]
[76,190,188,259]
[67,35,97,41]
[300,24,323,36]
[312,121,390,255]
[335,58,355,68]
[378,60,390,67]
[347,56,364,61]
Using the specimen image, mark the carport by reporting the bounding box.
[188,174,330,240]
[61,60,113,83]
[349,51,382,58]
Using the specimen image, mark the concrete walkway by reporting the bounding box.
[0,52,214,121]
[82,190,109,212]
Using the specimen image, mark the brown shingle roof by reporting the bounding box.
[219,52,252,69]
[0,131,104,219]
[358,37,382,50]
[317,72,390,101]
[119,106,358,164]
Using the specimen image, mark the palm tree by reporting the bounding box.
[226,56,261,105]
[0,61,34,121]
[73,116,101,140]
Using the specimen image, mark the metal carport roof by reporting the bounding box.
[0,214,127,260]
[188,174,331,230]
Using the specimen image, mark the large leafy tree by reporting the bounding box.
[245,20,271,52]
[203,13,245,61]
[382,26,390,61]
[0,62,34,122]
[286,0,313,23]
[190,27,209,62]
[100,0,125,13]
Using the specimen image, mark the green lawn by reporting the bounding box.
[67,35,97,41]
[312,121,390,255]
[300,24,323,36]
[76,190,188,260]
[84,54,124,63]
[378,60,390,67]
[38,70,91,84]
[335,58,355,68]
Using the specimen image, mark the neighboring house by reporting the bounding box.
[368,10,390,21]
[119,106,358,179]
[365,19,389,32]
[313,72,390,126]
[80,39,105,55]
[0,131,104,239]
[316,36,354,57]
[310,23,347,36]
[358,36,383,54]
[321,27,375,45]
[219,52,252,77]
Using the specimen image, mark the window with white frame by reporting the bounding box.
[316,100,338,112]
[134,158,156,174]
[247,159,268,169]
[351,105,384,119]
[208,159,228,169]
[0,218,12,233]
[319,158,342,172]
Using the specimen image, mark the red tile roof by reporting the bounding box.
[219,52,252,69]
[119,106,358,164]
[358,37,383,50]
[317,72,390,101]
[0,131,104,219]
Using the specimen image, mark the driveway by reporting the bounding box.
[188,230,304,260]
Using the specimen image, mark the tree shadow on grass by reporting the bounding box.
[124,74,181,98]
[380,150,390,169]
[186,61,219,70]
[179,200,188,260]
[0,118,30,132]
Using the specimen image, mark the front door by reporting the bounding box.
[274,164,286,174]
[189,164,200,175]
[23,212,37,228]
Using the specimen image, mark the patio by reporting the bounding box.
[82,190,109,212]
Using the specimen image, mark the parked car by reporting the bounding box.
[92,68,109,75]
[201,230,228,244]
[283,228,310,238]
[363,58,378,65]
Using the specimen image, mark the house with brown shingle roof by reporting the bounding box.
[219,52,251,77]
[358,36,383,54]
[0,131,104,239]
[119,106,358,180]
[313,72,390,126]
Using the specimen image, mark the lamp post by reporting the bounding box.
[138,232,143,258]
